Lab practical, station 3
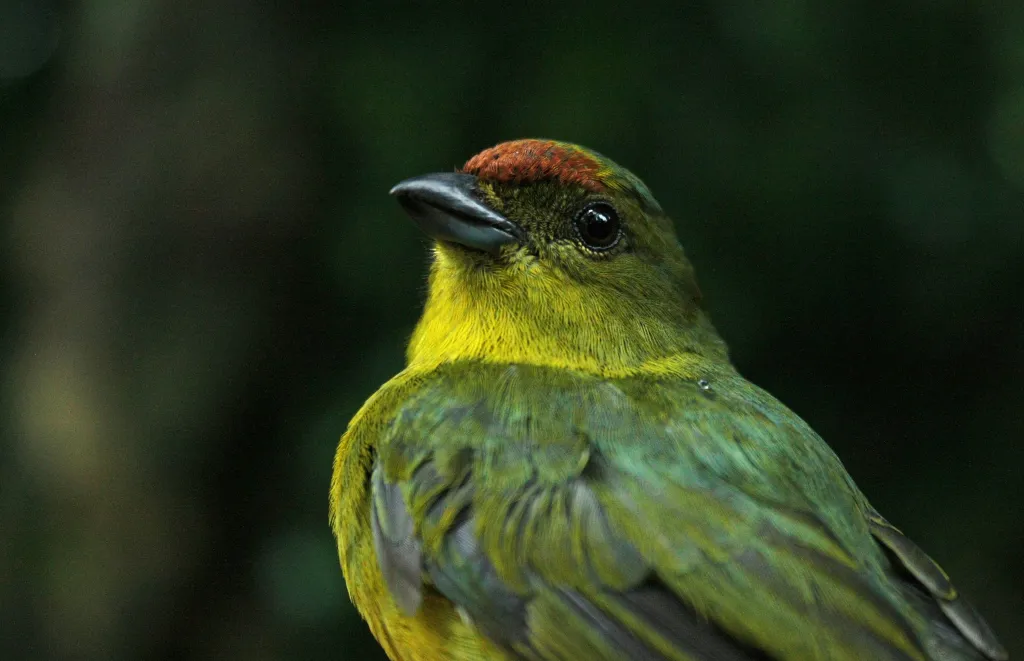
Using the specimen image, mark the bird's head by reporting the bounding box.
[393,139,728,375]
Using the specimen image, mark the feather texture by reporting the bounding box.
[331,360,1004,660]
[329,140,1006,661]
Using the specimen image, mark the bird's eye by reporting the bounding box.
[573,202,621,250]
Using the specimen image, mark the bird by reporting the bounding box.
[329,139,1008,661]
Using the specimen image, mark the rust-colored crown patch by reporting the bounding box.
[461,139,606,192]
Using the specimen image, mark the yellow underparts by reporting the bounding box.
[336,244,729,661]
[405,245,726,380]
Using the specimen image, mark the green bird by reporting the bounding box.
[329,139,1008,661]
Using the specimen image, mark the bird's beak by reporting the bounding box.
[390,173,523,254]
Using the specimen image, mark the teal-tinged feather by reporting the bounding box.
[361,359,1000,660]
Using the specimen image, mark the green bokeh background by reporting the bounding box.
[1,2,1021,659]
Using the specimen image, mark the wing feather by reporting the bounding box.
[868,512,1008,660]
[365,363,1003,661]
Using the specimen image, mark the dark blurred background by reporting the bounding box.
[1,1,1021,659]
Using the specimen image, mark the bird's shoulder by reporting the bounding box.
[376,359,864,524]
[340,360,1004,661]
[363,361,928,660]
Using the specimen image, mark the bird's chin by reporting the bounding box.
[433,240,504,267]
[437,245,543,288]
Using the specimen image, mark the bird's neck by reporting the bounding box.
[405,253,730,378]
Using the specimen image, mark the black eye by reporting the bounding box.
[574,202,621,250]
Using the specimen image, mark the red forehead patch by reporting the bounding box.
[461,139,605,192]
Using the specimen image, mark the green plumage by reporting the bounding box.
[332,140,1007,661]
[367,360,1003,661]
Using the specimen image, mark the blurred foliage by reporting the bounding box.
[1,1,1022,659]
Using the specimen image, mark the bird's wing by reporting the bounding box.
[369,363,989,661]
[866,511,1008,660]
